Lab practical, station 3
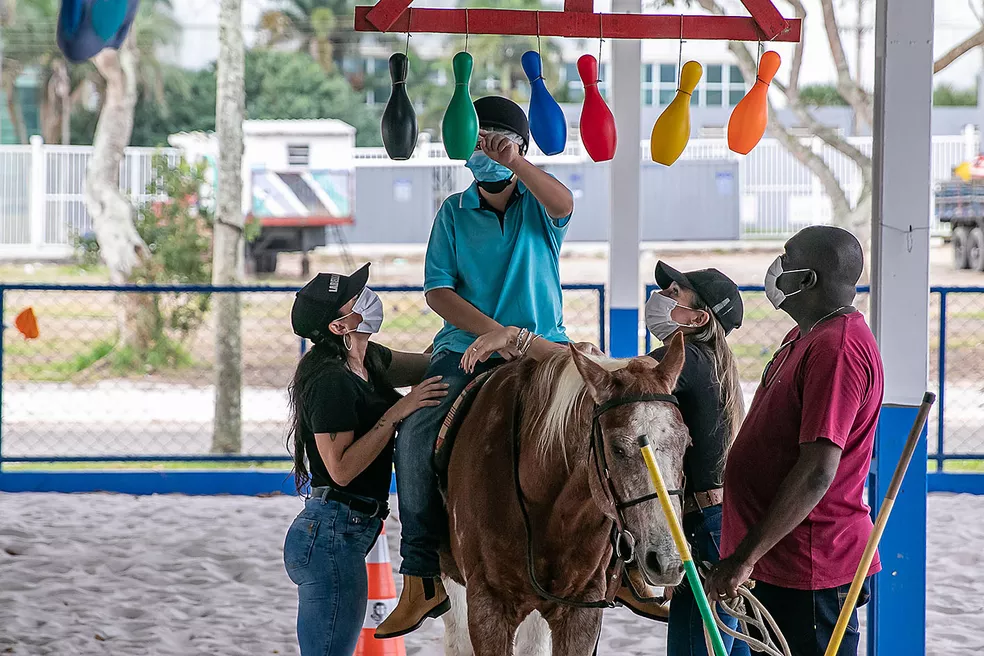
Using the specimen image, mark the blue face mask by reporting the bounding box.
[465,152,513,184]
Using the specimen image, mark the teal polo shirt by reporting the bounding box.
[424,180,571,355]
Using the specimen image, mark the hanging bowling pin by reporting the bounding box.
[577,54,617,162]
[522,50,567,156]
[381,52,418,160]
[650,61,702,166]
[442,52,479,161]
[728,51,781,155]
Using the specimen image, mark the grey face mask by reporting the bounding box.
[764,256,813,310]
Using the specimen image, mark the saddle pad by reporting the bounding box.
[433,370,495,479]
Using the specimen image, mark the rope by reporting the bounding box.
[690,563,792,656]
[702,584,791,656]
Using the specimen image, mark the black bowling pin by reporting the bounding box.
[381,53,418,160]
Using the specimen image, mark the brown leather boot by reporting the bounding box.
[614,584,671,622]
[374,575,451,639]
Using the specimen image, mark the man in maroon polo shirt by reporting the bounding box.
[705,226,884,656]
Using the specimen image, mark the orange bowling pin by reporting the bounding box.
[728,51,781,155]
[650,61,702,166]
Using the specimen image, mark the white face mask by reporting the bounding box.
[764,256,813,310]
[645,291,683,342]
[344,288,384,334]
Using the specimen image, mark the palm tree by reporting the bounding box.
[257,0,355,74]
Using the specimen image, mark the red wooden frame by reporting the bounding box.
[357,0,799,42]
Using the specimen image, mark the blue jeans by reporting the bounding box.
[284,496,383,656]
[668,504,750,656]
[751,579,870,656]
[395,350,500,577]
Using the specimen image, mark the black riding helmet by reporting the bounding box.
[474,96,530,154]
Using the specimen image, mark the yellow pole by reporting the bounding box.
[823,391,936,656]
[639,436,728,656]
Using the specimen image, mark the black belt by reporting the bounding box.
[310,486,389,519]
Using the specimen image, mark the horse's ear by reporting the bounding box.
[656,332,686,389]
[569,343,614,403]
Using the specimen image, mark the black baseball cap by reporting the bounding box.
[655,261,743,335]
[474,96,530,150]
[291,263,370,343]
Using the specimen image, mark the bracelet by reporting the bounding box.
[515,327,529,351]
[521,333,540,356]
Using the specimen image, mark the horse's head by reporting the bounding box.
[570,334,690,592]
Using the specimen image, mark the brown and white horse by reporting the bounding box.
[439,336,692,655]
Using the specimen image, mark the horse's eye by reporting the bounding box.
[612,445,628,458]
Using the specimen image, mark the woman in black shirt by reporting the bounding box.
[283,263,447,656]
[620,261,750,656]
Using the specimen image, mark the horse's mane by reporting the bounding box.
[524,350,630,463]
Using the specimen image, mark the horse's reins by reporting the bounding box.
[511,391,684,609]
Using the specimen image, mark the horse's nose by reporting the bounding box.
[645,550,684,582]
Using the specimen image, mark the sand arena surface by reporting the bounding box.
[0,491,981,655]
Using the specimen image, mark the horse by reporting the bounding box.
[436,335,692,655]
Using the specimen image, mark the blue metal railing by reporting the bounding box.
[0,282,606,467]
[645,283,984,467]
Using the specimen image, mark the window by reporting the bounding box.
[704,64,746,107]
[287,144,310,167]
[642,64,655,106]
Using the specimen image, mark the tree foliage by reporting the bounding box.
[75,156,215,370]
[934,84,977,107]
[71,50,384,146]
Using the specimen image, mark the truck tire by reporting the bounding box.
[953,226,972,270]
[253,252,278,274]
[970,227,984,272]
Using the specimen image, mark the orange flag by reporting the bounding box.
[14,308,39,339]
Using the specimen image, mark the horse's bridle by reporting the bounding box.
[590,395,685,571]
[511,391,684,609]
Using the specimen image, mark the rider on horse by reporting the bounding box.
[376,96,577,639]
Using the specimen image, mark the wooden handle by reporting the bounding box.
[823,392,936,656]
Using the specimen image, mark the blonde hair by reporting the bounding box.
[689,299,745,447]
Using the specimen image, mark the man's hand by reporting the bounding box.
[704,554,754,600]
[480,129,521,169]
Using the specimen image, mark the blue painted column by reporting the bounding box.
[608,0,642,358]
[869,1,933,654]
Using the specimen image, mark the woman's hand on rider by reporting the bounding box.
[461,326,523,373]
[387,376,449,422]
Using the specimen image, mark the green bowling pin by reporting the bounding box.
[442,52,479,161]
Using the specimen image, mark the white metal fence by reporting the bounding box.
[1,129,975,259]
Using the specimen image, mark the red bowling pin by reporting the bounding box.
[577,54,617,162]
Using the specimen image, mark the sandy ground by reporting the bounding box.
[1,492,982,656]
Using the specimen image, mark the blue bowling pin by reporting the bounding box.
[522,51,567,156]
[57,0,140,64]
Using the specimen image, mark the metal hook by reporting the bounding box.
[405,7,412,57]
[465,8,470,52]
[598,13,604,79]
[536,10,541,56]
[678,15,684,84]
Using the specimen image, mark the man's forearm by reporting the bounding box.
[426,288,502,336]
[733,449,838,566]
[511,159,574,219]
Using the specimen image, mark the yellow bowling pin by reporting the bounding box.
[650,61,702,166]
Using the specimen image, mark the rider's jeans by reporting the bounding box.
[395,350,501,577]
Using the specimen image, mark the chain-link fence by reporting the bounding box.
[0,284,604,464]
[646,285,984,467]
[2,283,981,468]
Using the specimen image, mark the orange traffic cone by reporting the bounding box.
[355,524,406,656]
